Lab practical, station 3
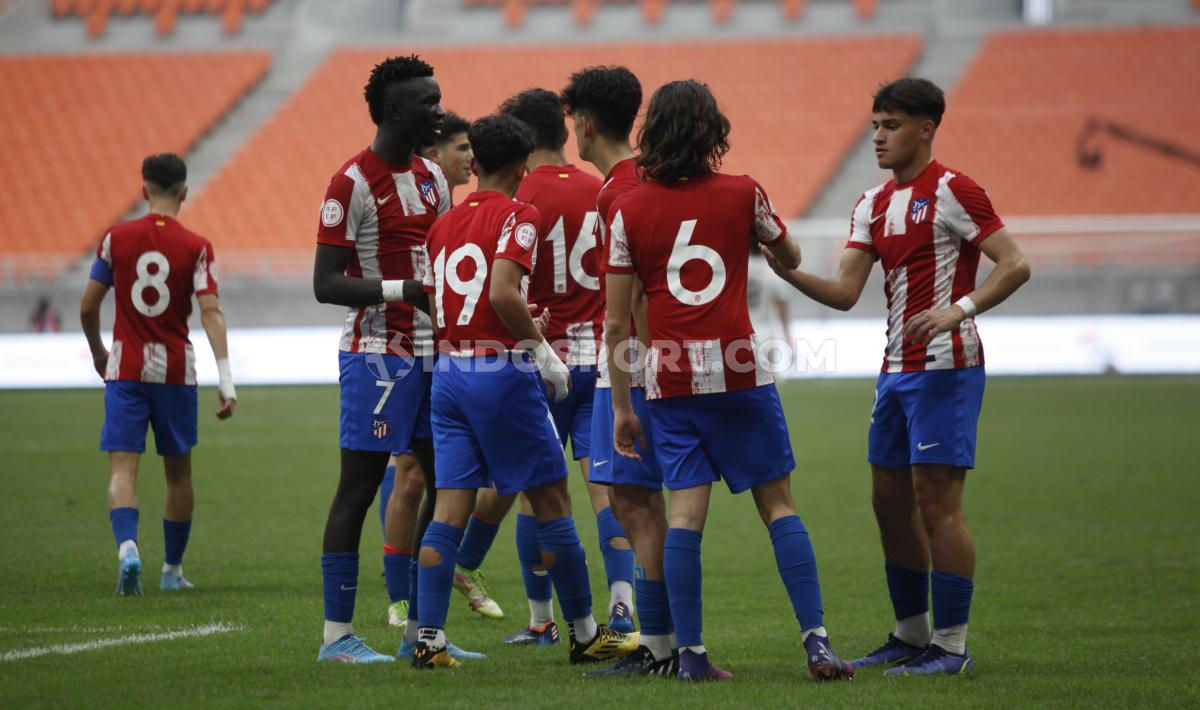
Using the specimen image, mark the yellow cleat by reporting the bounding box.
[411,642,461,670]
[570,624,638,664]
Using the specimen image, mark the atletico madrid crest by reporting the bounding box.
[910,198,930,224]
[418,180,437,206]
[372,416,390,439]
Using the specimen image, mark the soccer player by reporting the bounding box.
[605,80,854,681]
[80,152,236,596]
[420,111,473,197]
[765,78,1031,676]
[313,55,458,664]
[411,114,634,669]
[562,66,683,675]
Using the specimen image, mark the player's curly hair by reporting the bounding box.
[872,78,945,126]
[141,153,187,194]
[637,80,730,184]
[363,54,435,125]
[469,115,534,175]
[499,88,568,151]
[560,66,641,141]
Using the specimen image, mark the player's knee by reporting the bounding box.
[609,536,631,550]
[539,550,557,570]
[418,545,442,568]
[396,472,424,504]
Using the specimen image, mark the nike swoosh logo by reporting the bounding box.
[593,460,609,467]
[869,212,885,224]
[916,442,940,451]
[340,584,357,591]
[376,195,392,206]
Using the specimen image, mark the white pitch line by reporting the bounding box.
[0,622,244,661]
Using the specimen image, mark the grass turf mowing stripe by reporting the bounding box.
[0,622,244,662]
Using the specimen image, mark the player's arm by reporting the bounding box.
[490,258,570,402]
[198,293,236,420]
[905,227,1031,344]
[312,244,425,308]
[631,276,649,347]
[605,271,648,460]
[80,278,110,379]
[765,246,874,311]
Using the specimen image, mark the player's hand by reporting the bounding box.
[532,340,570,403]
[92,350,108,379]
[216,394,236,420]
[762,248,793,279]
[904,305,967,345]
[613,408,648,460]
[534,307,551,335]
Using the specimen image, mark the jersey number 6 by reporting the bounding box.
[667,220,726,306]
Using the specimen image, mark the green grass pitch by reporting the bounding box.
[0,377,1197,708]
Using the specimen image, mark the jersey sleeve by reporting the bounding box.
[751,179,788,246]
[945,174,1004,245]
[429,161,453,215]
[606,208,635,275]
[495,204,539,273]
[194,239,219,297]
[846,191,877,257]
[90,231,114,286]
[316,172,362,246]
[421,242,435,293]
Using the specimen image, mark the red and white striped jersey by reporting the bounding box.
[97,214,218,384]
[518,164,604,366]
[594,157,644,388]
[847,160,1004,372]
[316,147,451,356]
[608,173,788,400]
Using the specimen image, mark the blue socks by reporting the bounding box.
[321,552,359,623]
[416,521,464,630]
[516,514,552,602]
[457,513,500,571]
[407,557,420,623]
[634,573,672,636]
[885,561,930,620]
[377,464,396,534]
[162,518,191,566]
[537,516,592,621]
[931,570,973,629]
[383,546,410,604]
[596,508,634,588]
[109,507,138,549]
[663,527,704,647]
[768,515,824,631]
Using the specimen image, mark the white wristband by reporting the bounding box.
[955,295,978,318]
[216,358,236,400]
[381,279,408,302]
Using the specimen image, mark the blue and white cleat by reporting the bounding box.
[608,602,635,634]
[116,553,143,596]
[884,644,972,676]
[850,633,925,668]
[503,621,560,646]
[804,633,855,681]
[160,571,195,591]
[397,639,485,661]
[317,635,395,663]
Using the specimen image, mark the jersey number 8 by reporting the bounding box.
[132,250,171,317]
[432,244,487,328]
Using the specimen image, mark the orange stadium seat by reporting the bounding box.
[937,26,1200,215]
[0,52,269,275]
[183,36,922,269]
[51,0,271,36]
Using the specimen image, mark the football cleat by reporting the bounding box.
[804,633,855,681]
[850,633,925,668]
[569,624,638,664]
[387,600,409,630]
[503,621,560,646]
[608,601,635,634]
[316,635,395,664]
[453,568,504,619]
[410,641,461,670]
[397,639,485,661]
[585,645,677,678]
[115,552,142,596]
[677,649,733,681]
[159,571,194,591]
[884,644,972,676]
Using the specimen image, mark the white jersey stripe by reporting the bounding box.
[687,339,727,395]
[926,172,961,368]
[884,265,908,373]
[141,343,168,383]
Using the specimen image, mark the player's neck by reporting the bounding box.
[370,129,416,168]
[146,199,181,219]
[892,150,934,185]
[477,175,519,199]
[526,148,570,171]
[589,141,636,179]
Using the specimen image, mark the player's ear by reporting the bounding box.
[141,185,149,201]
[178,186,189,204]
[921,118,937,142]
[470,157,479,177]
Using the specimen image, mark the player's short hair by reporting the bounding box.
[435,111,470,144]
[872,78,945,126]
[498,88,568,151]
[637,80,730,184]
[469,115,534,175]
[141,153,187,194]
[560,66,641,141]
[363,54,435,126]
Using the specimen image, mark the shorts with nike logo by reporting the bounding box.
[588,385,661,490]
[868,365,985,470]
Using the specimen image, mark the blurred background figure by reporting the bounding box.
[30,296,61,333]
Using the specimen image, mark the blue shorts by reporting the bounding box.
[549,365,596,461]
[430,354,569,497]
[339,351,432,453]
[868,366,986,470]
[646,385,795,494]
[100,381,197,457]
[589,386,661,490]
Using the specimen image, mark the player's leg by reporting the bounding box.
[663,483,721,679]
[383,452,424,628]
[402,438,435,645]
[160,454,195,590]
[377,457,396,535]
[452,486,514,619]
[412,487,477,669]
[504,493,560,645]
[101,380,153,596]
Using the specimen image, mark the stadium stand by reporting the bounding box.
[50,0,274,37]
[0,52,269,276]
[937,25,1200,215]
[183,36,922,269]
[465,0,877,27]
